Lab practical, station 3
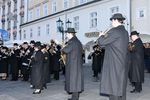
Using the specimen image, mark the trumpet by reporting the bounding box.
[94,27,113,43]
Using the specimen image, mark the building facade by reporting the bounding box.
[20,0,131,62]
[0,0,28,42]
[131,0,150,35]
[21,0,131,44]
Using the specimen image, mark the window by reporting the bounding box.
[37,26,40,36]
[90,12,97,28]
[23,30,26,39]
[80,0,86,4]
[63,0,68,9]
[111,6,119,15]
[136,8,146,20]
[43,5,48,16]
[29,10,33,21]
[74,16,79,31]
[30,29,33,38]
[52,1,57,13]
[46,24,50,34]
[36,8,40,19]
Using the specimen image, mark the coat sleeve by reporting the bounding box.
[62,42,73,54]
[98,29,120,46]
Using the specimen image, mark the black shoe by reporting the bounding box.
[33,90,41,94]
[68,98,72,100]
[130,89,141,93]
[44,85,47,89]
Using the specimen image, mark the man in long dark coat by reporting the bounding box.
[88,45,101,82]
[130,31,144,93]
[10,43,20,81]
[98,13,129,100]
[31,42,43,94]
[62,28,84,100]
[41,45,50,89]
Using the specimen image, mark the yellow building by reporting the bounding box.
[28,0,93,21]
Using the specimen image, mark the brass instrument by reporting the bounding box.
[94,27,113,43]
[60,42,67,66]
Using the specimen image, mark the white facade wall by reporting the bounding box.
[21,0,130,44]
[131,0,150,35]
[21,0,130,62]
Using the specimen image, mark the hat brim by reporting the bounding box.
[65,31,76,33]
[110,17,126,21]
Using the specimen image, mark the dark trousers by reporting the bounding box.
[54,71,59,80]
[93,70,98,77]
[12,73,18,80]
[109,95,126,100]
[22,66,29,81]
[71,92,79,100]
[135,82,142,92]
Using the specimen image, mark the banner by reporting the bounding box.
[0,29,9,41]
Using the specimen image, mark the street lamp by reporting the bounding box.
[56,18,72,44]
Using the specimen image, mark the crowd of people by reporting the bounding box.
[0,13,150,100]
[0,39,64,94]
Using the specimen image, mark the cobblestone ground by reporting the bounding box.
[0,64,150,100]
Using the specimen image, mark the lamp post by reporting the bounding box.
[56,18,72,45]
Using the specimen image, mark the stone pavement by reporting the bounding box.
[0,64,150,100]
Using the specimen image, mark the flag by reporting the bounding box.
[0,29,9,41]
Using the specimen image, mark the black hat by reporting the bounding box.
[93,45,98,49]
[30,40,35,44]
[2,47,8,50]
[65,28,76,34]
[23,42,28,45]
[110,13,126,21]
[41,44,46,49]
[34,41,41,47]
[13,43,18,46]
[130,31,139,36]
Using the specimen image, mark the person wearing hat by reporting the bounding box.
[9,43,20,81]
[41,44,50,89]
[62,28,84,100]
[129,31,144,93]
[0,47,8,80]
[30,42,44,94]
[21,42,31,81]
[97,13,129,100]
[88,45,102,82]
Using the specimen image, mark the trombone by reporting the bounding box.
[94,27,113,43]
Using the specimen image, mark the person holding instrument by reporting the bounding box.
[97,13,129,100]
[62,28,84,100]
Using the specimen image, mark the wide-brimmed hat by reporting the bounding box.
[34,41,41,47]
[130,31,140,36]
[13,43,18,46]
[110,13,126,20]
[65,28,76,34]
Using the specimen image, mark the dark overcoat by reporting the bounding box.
[31,50,43,89]
[42,52,50,84]
[62,36,84,93]
[88,50,102,72]
[0,52,8,73]
[98,25,129,96]
[9,49,20,75]
[129,38,144,83]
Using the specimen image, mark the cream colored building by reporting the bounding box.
[131,0,150,35]
[28,0,93,21]
[20,0,131,62]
